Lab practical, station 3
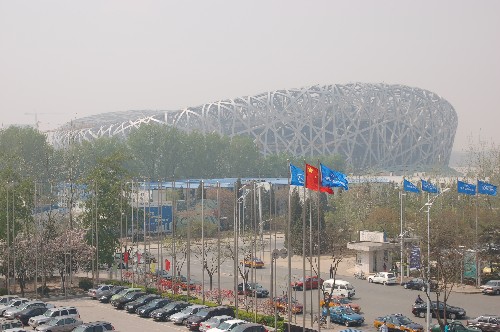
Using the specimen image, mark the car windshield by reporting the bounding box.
[387,273,395,278]
[180,307,195,314]
[397,316,413,324]
[486,281,497,286]
[196,308,210,317]
[338,298,351,304]
[162,302,178,310]
[43,309,56,317]
[146,299,163,307]
[341,307,355,314]
[218,321,238,329]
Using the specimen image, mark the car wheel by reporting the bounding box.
[419,311,426,318]
[369,279,373,283]
[448,313,456,320]
[383,281,387,285]
[345,321,350,327]
[496,289,500,295]
[404,284,408,289]
[421,286,426,292]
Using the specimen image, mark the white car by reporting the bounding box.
[207,319,247,332]
[199,315,233,332]
[3,301,54,319]
[368,272,397,285]
[169,305,207,325]
[0,298,30,316]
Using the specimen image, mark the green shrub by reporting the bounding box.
[78,278,93,291]
[0,288,7,296]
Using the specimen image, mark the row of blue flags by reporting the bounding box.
[403,179,497,196]
[290,163,349,191]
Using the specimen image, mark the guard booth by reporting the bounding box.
[347,230,398,274]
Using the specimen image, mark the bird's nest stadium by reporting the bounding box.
[52,83,457,172]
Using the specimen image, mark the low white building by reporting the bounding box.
[347,230,398,274]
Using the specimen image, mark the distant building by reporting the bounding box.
[52,83,457,172]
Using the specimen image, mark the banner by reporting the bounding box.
[421,179,438,193]
[409,246,421,270]
[404,179,420,193]
[478,180,497,196]
[463,250,477,279]
[458,180,476,195]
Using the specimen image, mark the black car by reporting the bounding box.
[412,301,466,319]
[185,306,235,331]
[15,306,48,325]
[124,294,160,313]
[72,321,115,332]
[402,278,437,291]
[136,298,171,317]
[111,291,146,310]
[151,301,190,322]
[237,283,269,298]
[98,286,126,303]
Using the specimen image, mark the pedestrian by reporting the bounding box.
[444,322,450,332]
[329,264,334,278]
[380,320,389,332]
[383,262,387,271]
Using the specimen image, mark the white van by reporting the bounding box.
[321,279,355,298]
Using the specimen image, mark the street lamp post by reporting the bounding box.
[421,188,450,332]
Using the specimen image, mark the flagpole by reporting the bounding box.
[302,161,307,330]
[400,185,404,285]
[287,160,292,332]
[316,159,321,332]
[475,187,479,287]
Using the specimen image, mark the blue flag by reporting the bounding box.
[409,246,421,270]
[421,179,438,193]
[403,179,420,193]
[457,180,476,195]
[290,164,305,186]
[320,164,349,190]
[477,180,497,196]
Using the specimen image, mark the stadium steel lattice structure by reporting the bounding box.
[53,83,457,171]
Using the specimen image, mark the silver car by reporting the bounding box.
[0,298,30,316]
[87,284,114,299]
[35,317,83,332]
[29,306,80,328]
[169,305,208,325]
[3,301,53,319]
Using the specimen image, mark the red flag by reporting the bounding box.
[165,259,171,271]
[123,252,129,264]
[305,163,334,194]
[137,252,141,264]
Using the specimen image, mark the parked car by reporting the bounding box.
[412,301,466,319]
[124,294,160,313]
[467,315,500,332]
[4,301,53,320]
[98,286,126,303]
[109,287,142,302]
[207,319,247,332]
[321,279,356,298]
[185,306,235,331]
[237,283,269,298]
[111,291,146,310]
[230,323,267,332]
[291,276,324,291]
[241,258,264,268]
[34,316,83,332]
[480,280,500,295]
[199,315,233,332]
[0,320,23,331]
[0,296,19,306]
[273,296,303,314]
[136,298,171,317]
[374,313,423,332]
[432,321,481,332]
[151,301,190,322]
[14,307,48,326]
[320,295,361,313]
[0,299,30,316]
[402,278,437,291]
[328,306,364,327]
[368,272,397,285]
[169,305,208,325]
[29,306,80,328]
[88,284,114,299]
[71,321,114,332]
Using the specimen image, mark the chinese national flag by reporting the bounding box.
[305,164,334,194]
[165,259,171,271]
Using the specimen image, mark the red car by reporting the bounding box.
[291,276,324,290]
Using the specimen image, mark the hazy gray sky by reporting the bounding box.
[1,0,499,152]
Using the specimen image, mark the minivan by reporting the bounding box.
[29,306,80,328]
[321,279,355,298]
